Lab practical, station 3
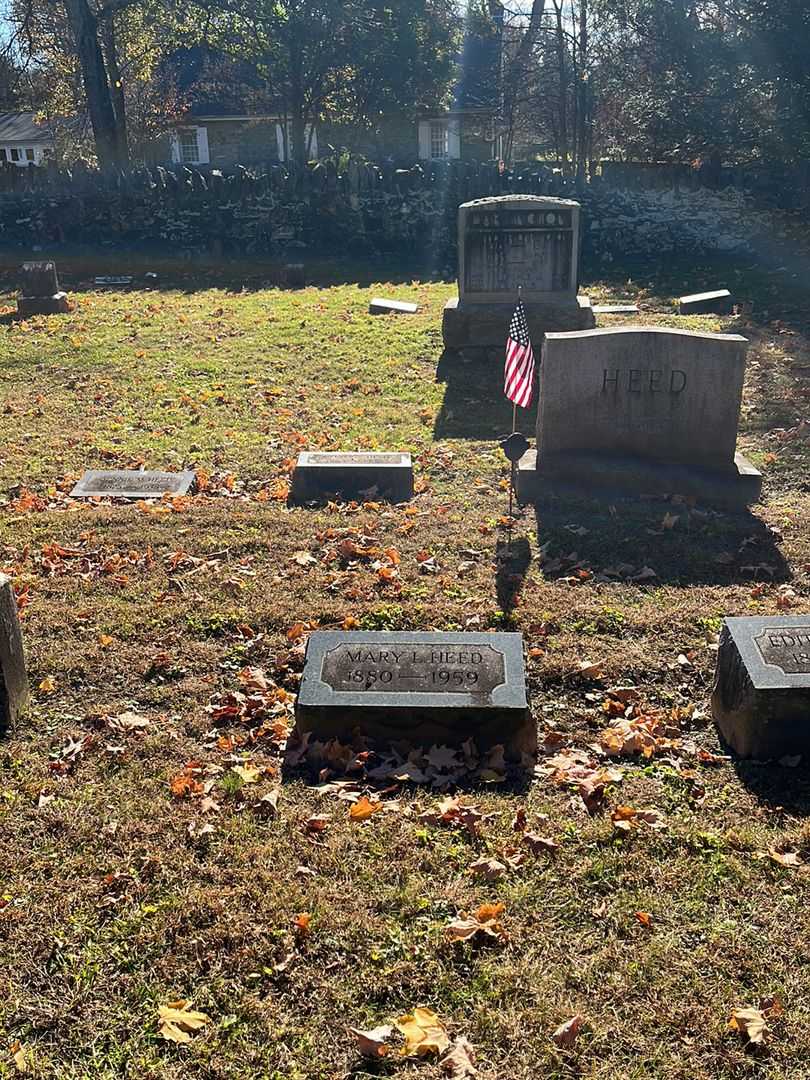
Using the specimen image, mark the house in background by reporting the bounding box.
[164,114,317,168]
[0,113,56,166]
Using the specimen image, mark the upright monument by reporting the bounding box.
[442,196,595,359]
[517,326,762,508]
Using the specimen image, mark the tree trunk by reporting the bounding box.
[102,15,130,167]
[63,0,121,170]
[575,0,589,185]
[553,1,569,172]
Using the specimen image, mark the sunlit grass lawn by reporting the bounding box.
[0,253,809,1079]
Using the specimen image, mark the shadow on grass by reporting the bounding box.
[0,250,452,296]
[531,493,792,587]
[732,760,810,816]
[496,537,531,614]
[434,350,538,441]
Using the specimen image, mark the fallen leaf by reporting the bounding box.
[767,847,803,868]
[634,910,653,927]
[39,676,56,694]
[157,1000,210,1043]
[469,857,507,880]
[551,1014,584,1048]
[293,912,311,936]
[525,832,559,855]
[349,1024,393,1059]
[442,1036,478,1077]
[349,795,382,821]
[10,1042,28,1073]
[729,1006,767,1044]
[395,1007,450,1057]
[232,763,262,784]
[445,902,507,944]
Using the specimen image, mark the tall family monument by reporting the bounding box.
[442,195,595,359]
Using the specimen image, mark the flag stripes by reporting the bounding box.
[504,298,536,409]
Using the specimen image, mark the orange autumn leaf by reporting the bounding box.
[350,796,382,821]
[38,676,56,693]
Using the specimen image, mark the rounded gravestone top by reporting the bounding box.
[459,195,582,210]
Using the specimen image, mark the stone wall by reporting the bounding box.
[0,156,788,269]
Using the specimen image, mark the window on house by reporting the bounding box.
[25,148,35,161]
[178,128,200,163]
[430,121,449,160]
[0,149,7,162]
[10,148,19,162]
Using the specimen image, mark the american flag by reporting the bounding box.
[504,298,536,409]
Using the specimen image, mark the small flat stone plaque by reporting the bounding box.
[678,289,733,315]
[291,451,413,504]
[0,574,29,729]
[70,469,195,500]
[296,631,534,757]
[712,616,810,758]
[593,304,639,315]
[369,297,419,315]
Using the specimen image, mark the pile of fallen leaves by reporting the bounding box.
[285,734,517,788]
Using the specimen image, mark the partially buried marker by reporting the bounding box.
[71,469,196,499]
[295,631,534,758]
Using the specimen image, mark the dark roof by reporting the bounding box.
[0,113,53,144]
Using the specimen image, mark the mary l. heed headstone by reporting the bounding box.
[442,196,594,359]
[713,616,810,758]
[0,575,29,729]
[517,326,761,507]
[296,631,533,757]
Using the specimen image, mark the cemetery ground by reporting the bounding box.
[1,252,810,1080]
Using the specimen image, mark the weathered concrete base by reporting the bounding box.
[17,292,71,317]
[0,574,29,730]
[678,289,733,315]
[516,449,762,509]
[290,451,413,504]
[712,618,810,759]
[442,295,594,357]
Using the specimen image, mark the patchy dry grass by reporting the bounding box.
[0,251,809,1079]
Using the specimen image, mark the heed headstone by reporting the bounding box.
[712,616,810,758]
[71,469,196,499]
[0,574,29,729]
[517,326,762,507]
[296,631,534,756]
[442,196,594,359]
[17,261,71,317]
[678,289,733,316]
[291,451,413,504]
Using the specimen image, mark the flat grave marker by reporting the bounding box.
[291,451,413,504]
[296,631,534,756]
[369,297,419,315]
[678,289,733,315]
[593,304,640,316]
[713,616,810,759]
[0,574,29,729]
[70,469,196,500]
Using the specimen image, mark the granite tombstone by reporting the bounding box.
[71,469,196,499]
[442,196,595,359]
[17,261,71,317]
[291,451,413,504]
[517,326,761,507]
[0,574,29,729]
[296,630,534,756]
[713,616,810,758]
